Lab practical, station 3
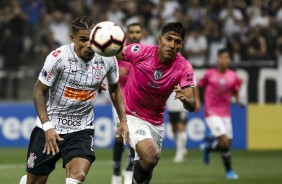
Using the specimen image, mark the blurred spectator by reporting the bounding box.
[185,0,206,28]
[89,2,106,23]
[141,27,156,45]
[21,0,45,37]
[246,0,262,22]
[48,10,71,45]
[0,27,23,100]
[106,0,126,26]
[205,0,225,23]
[137,0,155,27]
[45,0,70,13]
[207,23,227,66]
[249,6,270,28]
[160,0,181,23]
[219,0,244,39]
[69,0,90,19]
[229,20,249,63]
[246,26,267,60]
[184,27,208,67]
[32,30,60,65]
[3,0,27,39]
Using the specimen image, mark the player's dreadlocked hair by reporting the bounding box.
[72,16,96,35]
[161,22,185,40]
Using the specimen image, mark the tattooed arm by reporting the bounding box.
[33,80,63,155]
[108,82,129,145]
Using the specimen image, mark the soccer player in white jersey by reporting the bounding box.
[116,22,196,183]
[197,48,241,179]
[167,79,200,163]
[111,23,143,184]
[19,16,129,184]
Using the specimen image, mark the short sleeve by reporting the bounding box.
[106,56,119,85]
[38,49,63,86]
[123,44,143,64]
[179,61,195,88]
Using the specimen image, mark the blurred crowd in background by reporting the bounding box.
[0,0,282,101]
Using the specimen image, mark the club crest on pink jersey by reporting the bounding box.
[154,70,163,80]
[27,153,37,168]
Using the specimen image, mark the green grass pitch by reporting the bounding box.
[0,148,281,184]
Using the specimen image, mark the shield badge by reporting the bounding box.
[93,64,103,80]
[154,70,163,80]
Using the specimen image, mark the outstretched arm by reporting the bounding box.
[174,86,196,112]
[115,50,124,61]
[108,82,129,145]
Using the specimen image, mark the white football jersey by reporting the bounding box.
[35,43,119,134]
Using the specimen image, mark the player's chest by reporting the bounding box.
[60,61,107,89]
[209,73,235,90]
[134,61,178,91]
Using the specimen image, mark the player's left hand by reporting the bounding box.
[98,82,107,93]
[116,121,130,146]
[173,85,187,102]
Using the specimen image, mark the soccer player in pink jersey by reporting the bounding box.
[111,23,143,184]
[197,48,241,179]
[116,22,196,183]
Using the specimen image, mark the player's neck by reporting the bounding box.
[217,66,227,73]
[157,51,172,64]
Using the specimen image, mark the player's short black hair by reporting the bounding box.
[72,16,96,35]
[217,48,230,56]
[161,22,185,40]
[127,22,142,30]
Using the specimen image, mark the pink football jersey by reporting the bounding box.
[123,44,195,125]
[198,68,241,117]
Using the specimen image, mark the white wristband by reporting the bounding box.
[42,121,53,132]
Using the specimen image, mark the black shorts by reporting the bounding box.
[26,127,96,176]
[168,111,189,124]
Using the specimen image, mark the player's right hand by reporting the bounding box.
[116,121,131,146]
[43,129,64,155]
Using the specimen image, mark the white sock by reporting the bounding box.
[66,178,82,184]
[19,175,27,184]
[177,131,187,153]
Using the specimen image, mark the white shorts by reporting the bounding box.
[126,115,164,160]
[205,116,233,139]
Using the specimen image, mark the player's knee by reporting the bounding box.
[143,149,160,169]
[219,138,230,149]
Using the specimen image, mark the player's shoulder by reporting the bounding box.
[176,53,189,63]
[175,54,192,68]
[126,43,157,54]
[47,43,73,60]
